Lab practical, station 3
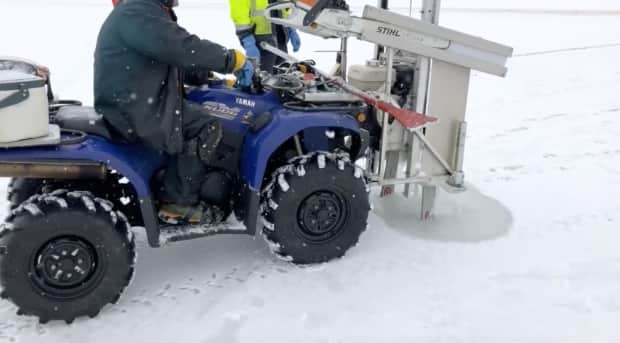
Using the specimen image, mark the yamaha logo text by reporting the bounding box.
[235,98,256,108]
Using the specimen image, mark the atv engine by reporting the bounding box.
[258,59,415,152]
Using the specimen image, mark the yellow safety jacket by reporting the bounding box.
[229,0,275,36]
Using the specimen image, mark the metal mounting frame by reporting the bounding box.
[264,0,512,219]
[363,0,478,219]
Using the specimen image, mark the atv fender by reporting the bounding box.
[0,136,164,247]
[240,109,361,191]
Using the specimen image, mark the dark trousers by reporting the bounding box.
[255,26,288,73]
[161,101,216,206]
[255,34,278,73]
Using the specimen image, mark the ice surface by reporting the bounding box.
[0,1,619,342]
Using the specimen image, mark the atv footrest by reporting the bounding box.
[158,220,249,246]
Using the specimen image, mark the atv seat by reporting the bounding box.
[55,106,113,140]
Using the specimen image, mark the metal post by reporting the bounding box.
[421,0,441,23]
[404,0,439,198]
[378,47,395,191]
[374,0,390,59]
[416,0,441,219]
[449,121,467,187]
[339,37,348,80]
[380,48,402,196]
[403,57,430,197]
[453,121,467,172]
[420,185,436,219]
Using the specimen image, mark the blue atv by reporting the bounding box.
[0,63,372,323]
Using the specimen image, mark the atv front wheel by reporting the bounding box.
[0,190,135,323]
[261,153,370,264]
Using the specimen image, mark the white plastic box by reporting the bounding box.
[0,71,49,143]
[348,61,394,92]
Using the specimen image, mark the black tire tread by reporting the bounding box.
[0,190,135,324]
[6,178,45,211]
[260,152,369,264]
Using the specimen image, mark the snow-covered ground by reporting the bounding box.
[1,0,620,342]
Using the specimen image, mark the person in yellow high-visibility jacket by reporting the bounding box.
[229,0,301,73]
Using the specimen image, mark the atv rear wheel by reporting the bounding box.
[6,177,142,225]
[0,190,135,323]
[261,153,370,264]
[6,178,46,210]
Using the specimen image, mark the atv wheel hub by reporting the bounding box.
[32,237,100,297]
[298,191,347,242]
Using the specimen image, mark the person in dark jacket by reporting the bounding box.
[94,0,254,224]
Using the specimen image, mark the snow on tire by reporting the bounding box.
[6,178,45,211]
[261,152,370,264]
[0,190,135,324]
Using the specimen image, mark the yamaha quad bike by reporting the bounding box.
[0,58,382,323]
[0,0,512,324]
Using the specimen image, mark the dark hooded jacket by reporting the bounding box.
[94,0,238,154]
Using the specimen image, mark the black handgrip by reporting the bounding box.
[302,0,350,25]
[46,75,54,102]
[302,0,330,26]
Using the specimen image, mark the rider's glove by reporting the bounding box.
[231,49,255,88]
[240,35,261,64]
[236,61,255,88]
